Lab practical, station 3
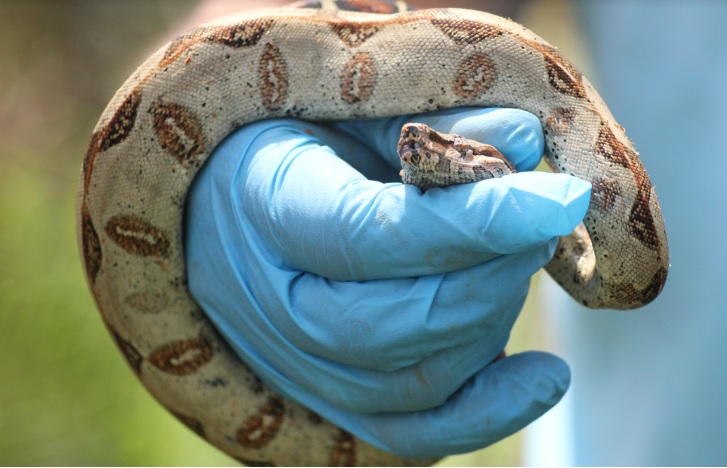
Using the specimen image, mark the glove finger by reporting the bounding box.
[234,121,591,280]
[191,237,546,414]
[228,244,556,414]
[341,351,571,459]
[268,241,554,371]
[331,106,545,173]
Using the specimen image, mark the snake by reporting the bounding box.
[76,0,669,465]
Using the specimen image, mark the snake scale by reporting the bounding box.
[77,0,669,465]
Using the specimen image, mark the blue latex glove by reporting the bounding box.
[184,107,591,459]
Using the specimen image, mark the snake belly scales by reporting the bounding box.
[76,0,669,465]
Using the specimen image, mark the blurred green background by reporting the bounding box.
[0,0,578,465]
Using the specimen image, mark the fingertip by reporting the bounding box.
[434,351,570,456]
[486,108,545,172]
[522,173,591,235]
[560,174,593,228]
[488,172,591,243]
[500,351,571,406]
[355,351,571,459]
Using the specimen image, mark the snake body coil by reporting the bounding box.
[77,2,669,465]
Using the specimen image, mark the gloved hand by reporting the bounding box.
[184,107,591,459]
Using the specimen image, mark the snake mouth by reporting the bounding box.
[400,147,422,166]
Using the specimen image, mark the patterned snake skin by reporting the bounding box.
[398,122,516,190]
[76,0,669,465]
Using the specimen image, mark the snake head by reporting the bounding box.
[398,122,515,191]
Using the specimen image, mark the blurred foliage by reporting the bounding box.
[0,0,236,464]
[0,0,573,465]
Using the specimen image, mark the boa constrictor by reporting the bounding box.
[77,0,669,465]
